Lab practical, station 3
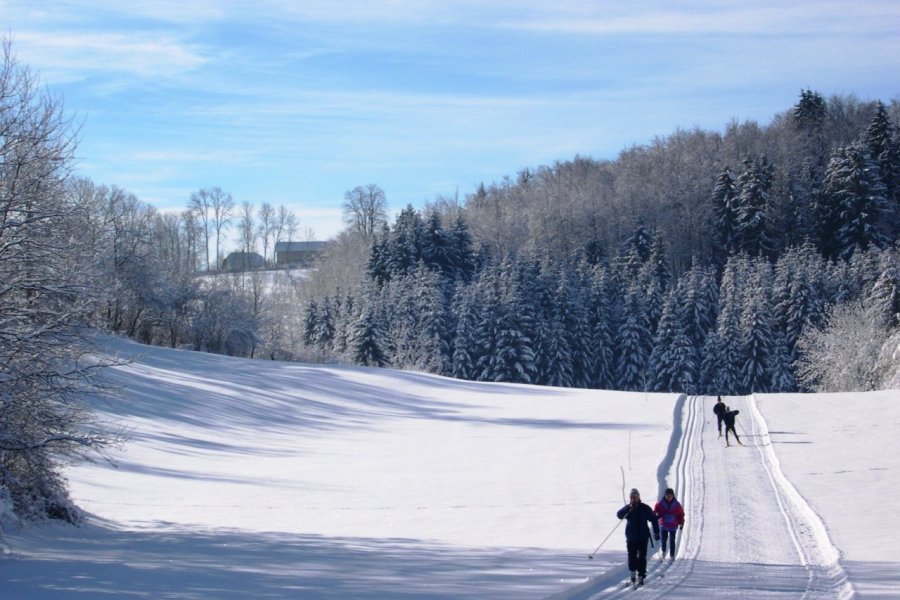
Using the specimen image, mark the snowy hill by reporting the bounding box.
[1,338,898,598]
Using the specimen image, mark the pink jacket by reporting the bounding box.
[653,497,685,531]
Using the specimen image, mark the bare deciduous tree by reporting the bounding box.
[342,184,388,238]
[0,39,122,522]
[257,202,275,265]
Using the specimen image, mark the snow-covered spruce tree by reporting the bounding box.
[648,285,697,393]
[821,142,891,260]
[638,234,671,337]
[739,259,776,393]
[615,282,652,391]
[870,247,900,328]
[735,156,774,257]
[450,285,478,380]
[863,101,900,233]
[681,260,718,355]
[0,41,121,522]
[771,244,827,364]
[556,270,593,387]
[702,256,748,394]
[712,166,740,258]
[544,272,576,388]
[475,260,537,383]
[587,265,616,389]
[513,257,553,385]
[348,292,387,368]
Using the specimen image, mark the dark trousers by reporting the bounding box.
[661,528,677,557]
[725,423,740,444]
[716,415,724,434]
[626,539,649,577]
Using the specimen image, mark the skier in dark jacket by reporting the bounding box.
[713,396,726,437]
[723,406,742,446]
[616,488,660,586]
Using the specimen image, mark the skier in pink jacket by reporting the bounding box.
[653,488,685,560]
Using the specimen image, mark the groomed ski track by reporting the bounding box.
[548,395,854,600]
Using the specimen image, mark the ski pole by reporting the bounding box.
[588,511,628,559]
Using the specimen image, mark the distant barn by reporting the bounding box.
[274,241,326,266]
[221,251,266,271]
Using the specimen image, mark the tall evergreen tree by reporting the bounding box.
[480,261,537,383]
[587,266,616,389]
[386,205,425,277]
[740,260,775,393]
[349,302,387,367]
[821,142,891,259]
[704,256,747,394]
[616,282,652,391]
[712,166,740,257]
[449,214,477,283]
[863,101,900,226]
[450,285,478,380]
[648,285,696,393]
[735,157,774,257]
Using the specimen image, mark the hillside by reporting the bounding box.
[1,338,897,598]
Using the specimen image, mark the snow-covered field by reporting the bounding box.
[1,338,898,598]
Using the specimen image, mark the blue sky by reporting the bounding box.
[3,1,899,242]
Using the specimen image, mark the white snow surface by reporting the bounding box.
[1,338,898,598]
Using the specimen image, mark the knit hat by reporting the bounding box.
[629,488,640,498]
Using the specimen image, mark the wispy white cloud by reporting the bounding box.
[498,1,900,36]
[14,31,208,82]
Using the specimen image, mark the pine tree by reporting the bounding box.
[449,214,477,283]
[349,303,387,367]
[735,157,774,257]
[682,260,719,353]
[648,285,696,393]
[863,101,900,229]
[712,166,739,257]
[740,260,775,393]
[545,272,578,387]
[488,262,537,383]
[768,329,798,392]
[822,142,891,260]
[386,205,425,277]
[366,225,391,285]
[870,248,900,328]
[303,299,318,346]
[704,256,747,394]
[638,235,671,336]
[587,266,616,389]
[451,286,477,380]
[616,283,652,391]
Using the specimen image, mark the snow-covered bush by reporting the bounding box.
[795,299,895,391]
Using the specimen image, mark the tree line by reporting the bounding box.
[304,214,898,394]
[302,90,900,392]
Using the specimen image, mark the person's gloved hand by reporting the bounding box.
[679,525,683,531]
[654,533,660,541]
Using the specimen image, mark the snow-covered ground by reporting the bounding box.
[1,338,898,598]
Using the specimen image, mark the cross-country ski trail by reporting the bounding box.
[549,395,853,599]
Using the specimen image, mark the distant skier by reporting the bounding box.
[713,396,726,437]
[723,405,742,446]
[616,488,660,587]
[653,488,684,561]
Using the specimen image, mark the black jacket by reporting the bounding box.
[713,401,726,417]
[723,409,739,427]
[616,501,660,543]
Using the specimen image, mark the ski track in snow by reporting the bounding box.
[549,395,853,600]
